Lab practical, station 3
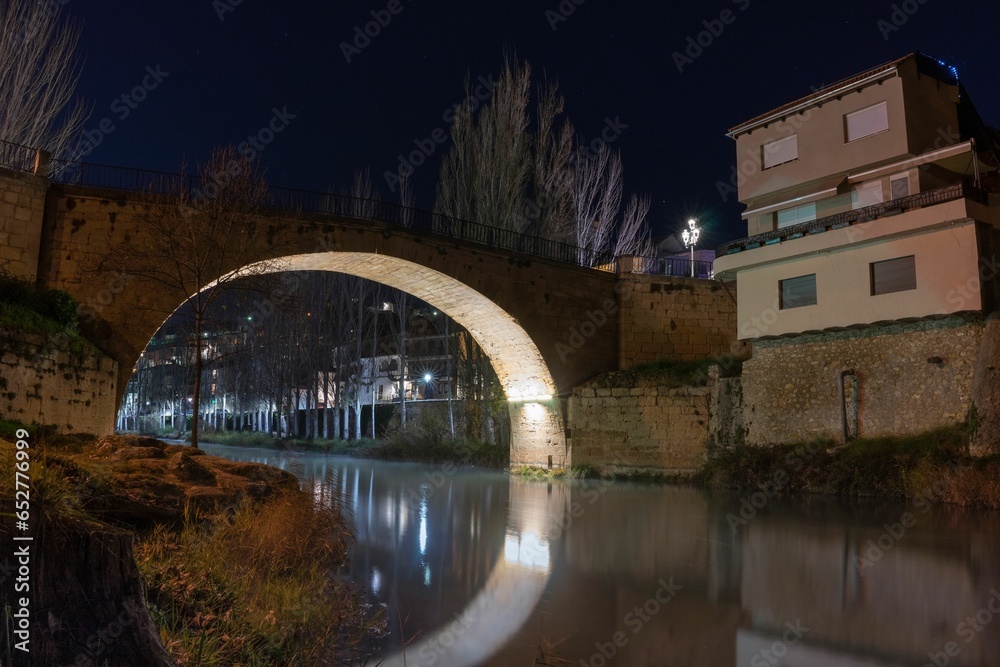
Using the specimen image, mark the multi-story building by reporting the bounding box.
[713,52,1000,446]
[117,304,465,438]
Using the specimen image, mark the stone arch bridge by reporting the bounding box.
[0,152,732,466]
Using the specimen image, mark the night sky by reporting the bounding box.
[66,0,1000,247]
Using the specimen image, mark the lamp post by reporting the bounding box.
[682,218,700,278]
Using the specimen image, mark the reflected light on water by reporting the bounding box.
[419,496,428,557]
[504,530,550,572]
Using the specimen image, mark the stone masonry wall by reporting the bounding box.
[0,327,118,434]
[0,168,47,281]
[615,275,744,370]
[568,376,711,474]
[510,400,567,468]
[742,316,983,446]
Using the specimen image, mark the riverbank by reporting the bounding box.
[698,425,1000,509]
[506,425,1000,510]
[179,429,511,468]
[0,428,382,665]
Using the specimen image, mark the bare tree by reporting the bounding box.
[530,79,575,241]
[571,146,654,263]
[0,0,89,157]
[612,193,654,258]
[102,146,287,448]
[436,57,532,233]
[436,54,654,263]
[572,144,622,262]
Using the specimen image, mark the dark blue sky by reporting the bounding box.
[67,0,1000,246]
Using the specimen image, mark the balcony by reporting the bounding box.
[716,181,989,257]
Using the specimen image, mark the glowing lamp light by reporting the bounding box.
[424,373,432,382]
[681,217,701,278]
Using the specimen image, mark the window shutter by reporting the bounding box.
[762,135,798,169]
[780,274,817,309]
[871,256,916,295]
[845,102,889,142]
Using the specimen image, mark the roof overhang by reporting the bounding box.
[847,140,979,182]
[727,65,903,139]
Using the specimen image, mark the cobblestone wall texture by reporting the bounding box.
[742,316,983,445]
[0,327,118,434]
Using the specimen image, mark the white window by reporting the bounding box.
[762,135,798,169]
[871,256,916,295]
[852,181,883,210]
[890,173,910,199]
[776,203,817,229]
[845,101,889,142]
[780,274,817,309]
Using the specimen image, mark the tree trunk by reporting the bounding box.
[191,315,203,449]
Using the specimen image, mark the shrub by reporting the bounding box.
[0,270,79,330]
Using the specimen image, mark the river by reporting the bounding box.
[201,444,1000,667]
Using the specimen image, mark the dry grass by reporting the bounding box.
[0,426,383,665]
[136,486,384,665]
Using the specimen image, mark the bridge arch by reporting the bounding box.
[214,252,565,465]
[34,184,624,465]
[237,252,558,401]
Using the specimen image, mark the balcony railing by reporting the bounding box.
[716,181,989,256]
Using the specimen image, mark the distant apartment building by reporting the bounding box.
[118,306,463,437]
[713,52,1000,446]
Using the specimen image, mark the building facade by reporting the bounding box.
[714,53,1000,446]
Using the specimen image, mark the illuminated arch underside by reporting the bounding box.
[235,252,557,398]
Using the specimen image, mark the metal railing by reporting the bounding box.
[717,181,987,256]
[50,160,193,194]
[628,255,714,279]
[45,158,619,268]
[0,138,39,173]
[2,138,715,277]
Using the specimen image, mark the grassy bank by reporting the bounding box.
[193,429,510,468]
[0,426,381,664]
[698,426,1000,509]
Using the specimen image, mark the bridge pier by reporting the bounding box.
[508,399,568,468]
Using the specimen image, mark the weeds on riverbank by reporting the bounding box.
[195,428,508,467]
[360,431,507,467]
[698,425,1000,508]
[135,488,384,665]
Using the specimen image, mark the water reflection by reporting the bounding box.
[203,445,1000,667]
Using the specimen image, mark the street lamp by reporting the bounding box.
[682,218,700,278]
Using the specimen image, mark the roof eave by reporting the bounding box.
[726,66,903,140]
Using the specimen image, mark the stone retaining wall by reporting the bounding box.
[568,379,711,473]
[0,327,118,433]
[615,275,745,369]
[741,316,983,445]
